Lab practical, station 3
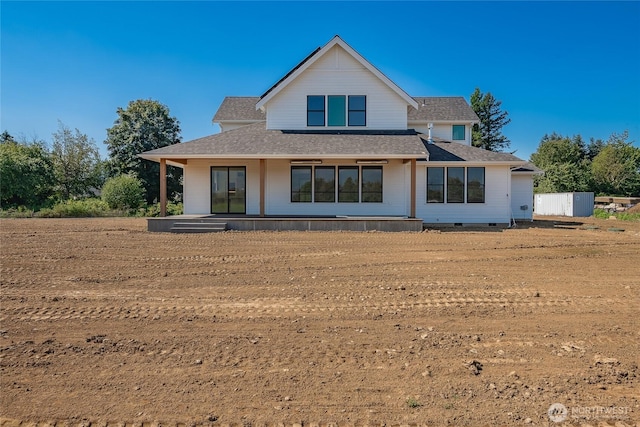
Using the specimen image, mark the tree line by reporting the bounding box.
[1,100,183,213]
[470,88,639,196]
[2,93,638,215]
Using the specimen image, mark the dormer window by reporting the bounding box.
[307,95,366,127]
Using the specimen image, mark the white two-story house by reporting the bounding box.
[141,35,535,230]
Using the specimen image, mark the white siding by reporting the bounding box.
[412,124,473,145]
[183,158,410,216]
[265,45,408,130]
[265,159,409,216]
[511,174,534,220]
[183,159,261,215]
[416,165,512,224]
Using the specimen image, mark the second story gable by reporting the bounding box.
[213,35,479,145]
[256,36,418,131]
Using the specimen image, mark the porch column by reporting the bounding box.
[410,158,416,218]
[259,159,265,217]
[160,158,167,217]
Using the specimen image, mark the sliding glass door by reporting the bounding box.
[211,167,246,214]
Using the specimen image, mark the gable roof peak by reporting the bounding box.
[256,36,418,111]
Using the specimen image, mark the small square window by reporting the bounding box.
[452,125,465,141]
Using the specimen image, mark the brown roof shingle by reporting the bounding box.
[408,97,479,122]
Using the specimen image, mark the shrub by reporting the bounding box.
[37,198,112,218]
[101,175,144,210]
[138,202,184,217]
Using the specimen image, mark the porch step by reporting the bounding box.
[170,222,227,233]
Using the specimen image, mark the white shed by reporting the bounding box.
[534,192,595,217]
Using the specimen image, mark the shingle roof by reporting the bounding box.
[140,123,525,165]
[140,122,429,159]
[212,97,264,123]
[408,97,479,122]
[423,138,523,162]
[212,96,479,124]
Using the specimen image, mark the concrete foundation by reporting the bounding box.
[147,215,423,233]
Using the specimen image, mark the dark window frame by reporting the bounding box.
[314,166,336,202]
[361,166,383,203]
[426,167,445,203]
[446,167,465,203]
[348,95,366,126]
[307,95,325,127]
[291,166,312,202]
[466,167,485,203]
[452,124,465,141]
[327,95,346,127]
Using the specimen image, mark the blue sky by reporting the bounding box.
[2,1,639,161]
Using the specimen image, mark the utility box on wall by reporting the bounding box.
[534,192,594,217]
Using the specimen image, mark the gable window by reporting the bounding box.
[291,167,312,202]
[447,167,464,203]
[307,96,325,126]
[314,166,336,202]
[328,96,346,126]
[467,167,485,203]
[361,166,382,202]
[426,167,444,203]
[452,125,465,141]
[348,95,366,126]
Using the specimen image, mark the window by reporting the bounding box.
[327,96,346,126]
[211,167,246,214]
[291,165,382,203]
[361,166,382,202]
[338,167,359,202]
[348,95,366,126]
[452,125,465,141]
[426,167,486,204]
[467,167,485,203]
[426,167,444,203]
[307,96,325,126]
[291,167,312,202]
[314,166,336,202]
[447,167,464,203]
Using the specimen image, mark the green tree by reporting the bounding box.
[101,174,144,210]
[591,131,640,196]
[51,121,103,200]
[530,133,591,193]
[470,88,511,152]
[0,135,55,209]
[104,99,182,204]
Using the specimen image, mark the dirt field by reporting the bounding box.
[1,217,639,426]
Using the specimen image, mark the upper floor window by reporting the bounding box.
[307,95,366,127]
[307,96,325,126]
[348,95,366,126]
[452,125,465,141]
[328,96,346,126]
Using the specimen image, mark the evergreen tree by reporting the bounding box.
[470,88,511,152]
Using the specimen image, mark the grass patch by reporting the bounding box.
[406,397,421,408]
[593,208,640,221]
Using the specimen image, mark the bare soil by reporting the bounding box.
[1,217,639,426]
